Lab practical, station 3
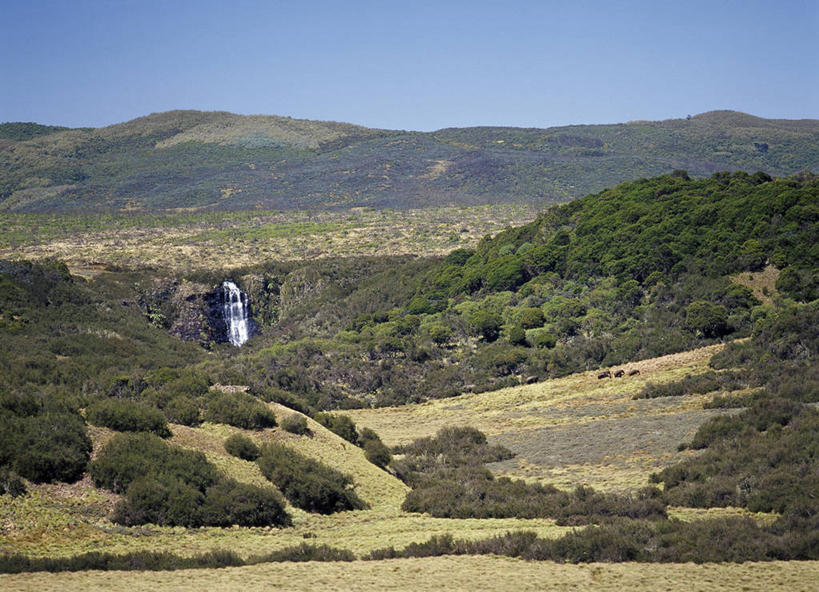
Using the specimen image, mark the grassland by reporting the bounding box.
[0,204,537,273]
[0,343,805,590]
[348,344,735,492]
[3,557,818,592]
[0,402,566,560]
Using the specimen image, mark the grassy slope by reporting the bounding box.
[3,557,818,592]
[347,344,736,491]
[0,401,565,560]
[1,110,817,212]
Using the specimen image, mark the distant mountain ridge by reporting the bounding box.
[1,110,817,212]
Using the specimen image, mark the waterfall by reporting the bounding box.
[222,281,251,346]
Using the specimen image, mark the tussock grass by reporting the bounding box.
[2,557,817,592]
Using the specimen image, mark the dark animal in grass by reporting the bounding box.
[614,369,625,378]
[628,369,641,376]
[597,370,611,379]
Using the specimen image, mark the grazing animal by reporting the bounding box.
[614,369,625,378]
[597,370,611,379]
[628,369,640,376]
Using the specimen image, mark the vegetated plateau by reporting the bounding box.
[0,110,817,591]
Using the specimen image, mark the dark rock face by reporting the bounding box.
[204,289,230,343]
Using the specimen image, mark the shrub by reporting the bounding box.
[11,412,91,483]
[469,311,502,342]
[204,392,276,430]
[528,328,557,349]
[201,480,290,527]
[363,439,392,469]
[91,433,290,527]
[224,433,260,461]
[251,543,355,563]
[506,325,527,346]
[281,414,309,435]
[256,443,367,514]
[685,301,730,338]
[519,307,545,329]
[313,413,358,444]
[164,396,200,426]
[90,433,218,495]
[86,399,171,437]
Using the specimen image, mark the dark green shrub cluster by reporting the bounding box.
[403,467,665,523]
[0,543,355,574]
[252,543,355,563]
[1,411,91,484]
[90,433,290,527]
[256,443,367,514]
[86,398,171,437]
[280,413,310,435]
[634,370,748,400]
[653,399,819,514]
[204,391,276,430]
[396,426,664,523]
[366,514,819,563]
[0,549,243,574]
[313,412,358,444]
[393,426,514,480]
[223,433,260,461]
[359,427,391,469]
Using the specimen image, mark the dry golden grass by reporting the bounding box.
[349,345,731,492]
[3,557,818,592]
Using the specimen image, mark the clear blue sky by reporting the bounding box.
[1,0,817,130]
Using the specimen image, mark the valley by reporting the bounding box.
[0,117,816,590]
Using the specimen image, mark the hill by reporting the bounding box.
[1,110,817,212]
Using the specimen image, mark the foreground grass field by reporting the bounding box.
[0,204,537,272]
[3,556,818,592]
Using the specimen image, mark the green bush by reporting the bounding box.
[281,414,310,435]
[685,301,730,338]
[313,413,358,444]
[519,307,545,329]
[201,480,290,527]
[204,392,276,430]
[91,433,290,528]
[256,443,367,514]
[87,399,171,438]
[469,311,502,342]
[506,325,527,346]
[224,433,260,461]
[252,543,355,563]
[90,433,217,495]
[164,396,201,426]
[11,412,91,483]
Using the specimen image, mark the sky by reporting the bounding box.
[1,0,817,131]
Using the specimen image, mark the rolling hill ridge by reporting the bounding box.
[1,110,817,212]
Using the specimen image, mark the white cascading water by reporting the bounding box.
[222,281,251,346]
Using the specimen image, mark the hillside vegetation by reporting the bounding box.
[1,110,817,212]
[0,168,817,586]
